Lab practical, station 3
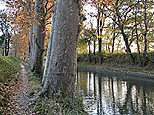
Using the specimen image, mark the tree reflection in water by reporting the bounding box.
[76,68,154,115]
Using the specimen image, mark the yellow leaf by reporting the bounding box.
[97,35,103,38]
[115,5,119,8]
[38,22,41,26]
[98,1,102,3]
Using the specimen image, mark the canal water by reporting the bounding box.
[76,67,154,115]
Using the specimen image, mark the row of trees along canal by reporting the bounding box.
[0,0,154,102]
[78,0,154,67]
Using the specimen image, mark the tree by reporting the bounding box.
[28,0,46,76]
[42,0,56,83]
[138,0,148,66]
[28,0,55,77]
[97,1,103,65]
[4,0,31,57]
[4,0,52,76]
[113,0,135,64]
[82,28,97,63]
[134,2,142,66]
[31,0,80,102]
[0,11,12,56]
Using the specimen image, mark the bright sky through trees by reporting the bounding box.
[0,1,6,36]
[83,2,154,52]
[0,1,5,10]
[83,4,97,29]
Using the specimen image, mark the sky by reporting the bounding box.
[0,1,6,36]
[0,1,5,10]
[83,4,97,29]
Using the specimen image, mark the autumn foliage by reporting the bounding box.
[2,0,56,57]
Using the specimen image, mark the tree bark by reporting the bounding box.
[97,2,102,65]
[93,39,96,64]
[42,2,56,83]
[88,40,91,63]
[2,32,6,56]
[135,5,142,66]
[41,0,79,102]
[5,34,10,56]
[28,0,36,71]
[30,0,46,77]
[143,0,148,67]
[114,5,135,64]
[112,15,116,53]
[28,1,34,69]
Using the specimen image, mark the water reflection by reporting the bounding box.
[76,68,154,115]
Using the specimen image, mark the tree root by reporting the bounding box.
[28,79,49,102]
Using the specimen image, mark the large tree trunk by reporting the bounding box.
[29,0,45,77]
[28,1,34,69]
[28,25,34,68]
[42,2,56,83]
[42,0,79,102]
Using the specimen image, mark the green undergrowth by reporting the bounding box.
[28,83,89,114]
[31,94,89,115]
[21,61,89,115]
[0,56,20,114]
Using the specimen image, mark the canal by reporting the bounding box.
[76,67,154,115]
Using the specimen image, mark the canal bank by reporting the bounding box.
[77,65,154,81]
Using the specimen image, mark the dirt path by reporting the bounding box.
[9,63,34,114]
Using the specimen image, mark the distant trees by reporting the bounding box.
[108,0,154,66]
[4,0,55,76]
[0,11,11,56]
[79,0,154,66]
[81,29,97,63]
[1,0,32,57]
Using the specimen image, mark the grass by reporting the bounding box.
[78,63,154,74]
[0,56,20,114]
